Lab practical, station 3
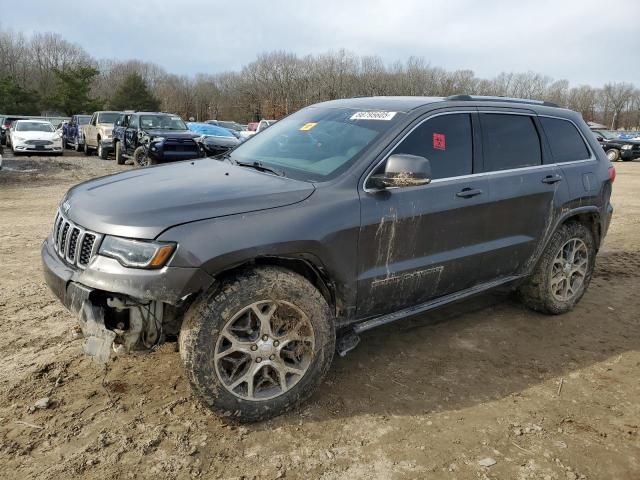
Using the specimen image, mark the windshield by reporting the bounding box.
[229,107,403,181]
[187,122,234,137]
[16,121,54,132]
[218,121,243,131]
[141,114,187,130]
[78,116,91,125]
[594,130,618,140]
[97,112,121,124]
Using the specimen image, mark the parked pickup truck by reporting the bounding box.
[83,111,122,159]
[63,114,91,152]
[112,112,203,167]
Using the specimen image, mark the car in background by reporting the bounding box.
[10,119,63,155]
[617,131,640,141]
[592,129,640,162]
[112,112,203,167]
[83,111,122,159]
[187,122,240,156]
[257,119,276,132]
[206,119,252,140]
[2,116,25,146]
[63,114,92,151]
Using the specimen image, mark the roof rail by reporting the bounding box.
[446,95,559,108]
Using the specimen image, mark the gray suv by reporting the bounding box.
[42,95,614,421]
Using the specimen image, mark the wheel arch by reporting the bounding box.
[213,255,340,316]
[557,207,602,250]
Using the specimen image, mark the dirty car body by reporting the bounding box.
[42,96,614,419]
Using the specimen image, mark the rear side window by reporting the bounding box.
[540,117,590,163]
[393,113,473,179]
[480,114,541,171]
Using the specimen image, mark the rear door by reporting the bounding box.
[357,111,494,318]
[479,111,564,278]
[124,114,139,154]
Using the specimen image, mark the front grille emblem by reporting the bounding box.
[62,200,71,214]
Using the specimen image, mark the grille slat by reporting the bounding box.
[51,211,100,269]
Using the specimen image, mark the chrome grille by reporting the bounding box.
[25,140,53,146]
[52,210,102,269]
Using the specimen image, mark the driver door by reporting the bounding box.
[356,111,494,318]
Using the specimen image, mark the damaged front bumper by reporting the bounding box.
[41,236,213,361]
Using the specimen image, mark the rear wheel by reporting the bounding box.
[179,267,335,422]
[606,149,620,162]
[518,222,595,314]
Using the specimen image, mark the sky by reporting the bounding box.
[4,0,639,87]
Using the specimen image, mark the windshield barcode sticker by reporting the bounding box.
[350,111,397,121]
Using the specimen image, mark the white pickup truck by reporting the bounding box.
[83,111,122,159]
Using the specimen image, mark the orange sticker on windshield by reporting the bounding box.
[300,122,318,131]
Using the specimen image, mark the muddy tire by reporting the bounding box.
[115,141,125,165]
[518,222,596,315]
[179,266,335,422]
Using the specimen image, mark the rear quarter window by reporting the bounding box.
[540,117,591,163]
[480,113,541,171]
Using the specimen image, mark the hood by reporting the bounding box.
[63,159,315,239]
[143,129,196,139]
[13,130,59,141]
[202,135,239,147]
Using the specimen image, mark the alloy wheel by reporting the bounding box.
[214,300,315,401]
[549,238,589,302]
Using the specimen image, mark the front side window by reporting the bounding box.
[392,113,473,180]
[480,114,541,171]
[540,117,590,163]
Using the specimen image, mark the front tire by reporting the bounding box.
[97,141,108,160]
[133,146,150,167]
[179,267,335,422]
[115,141,125,165]
[518,222,595,315]
[83,141,92,156]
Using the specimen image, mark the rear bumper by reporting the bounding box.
[41,236,214,312]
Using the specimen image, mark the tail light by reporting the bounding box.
[608,165,616,183]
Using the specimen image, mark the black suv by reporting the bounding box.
[112,112,202,166]
[591,129,640,162]
[42,95,614,421]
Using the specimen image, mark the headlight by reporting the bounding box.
[621,144,632,150]
[152,136,165,143]
[13,135,25,142]
[99,236,176,269]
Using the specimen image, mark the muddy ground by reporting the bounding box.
[0,150,638,479]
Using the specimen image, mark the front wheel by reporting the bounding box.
[133,146,150,167]
[83,141,92,156]
[115,141,125,165]
[179,267,335,422]
[97,142,109,160]
[518,222,596,314]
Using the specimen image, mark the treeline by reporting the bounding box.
[1,28,639,128]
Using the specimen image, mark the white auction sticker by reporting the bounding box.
[350,111,397,121]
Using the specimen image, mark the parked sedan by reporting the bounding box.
[10,120,64,155]
[187,122,240,156]
[592,129,640,162]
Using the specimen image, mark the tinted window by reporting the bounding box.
[541,118,590,163]
[393,113,473,179]
[481,114,541,171]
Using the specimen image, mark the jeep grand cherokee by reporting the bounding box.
[42,95,614,421]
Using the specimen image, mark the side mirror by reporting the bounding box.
[596,136,604,142]
[369,154,432,189]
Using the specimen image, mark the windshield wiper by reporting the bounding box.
[235,160,286,177]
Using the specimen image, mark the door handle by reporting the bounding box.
[542,174,563,184]
[456,188,483,198]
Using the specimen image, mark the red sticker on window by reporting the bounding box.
[433,132,446,150]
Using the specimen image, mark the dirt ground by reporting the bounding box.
[0,150,638,480]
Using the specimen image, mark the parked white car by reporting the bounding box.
[10,120,63,155]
